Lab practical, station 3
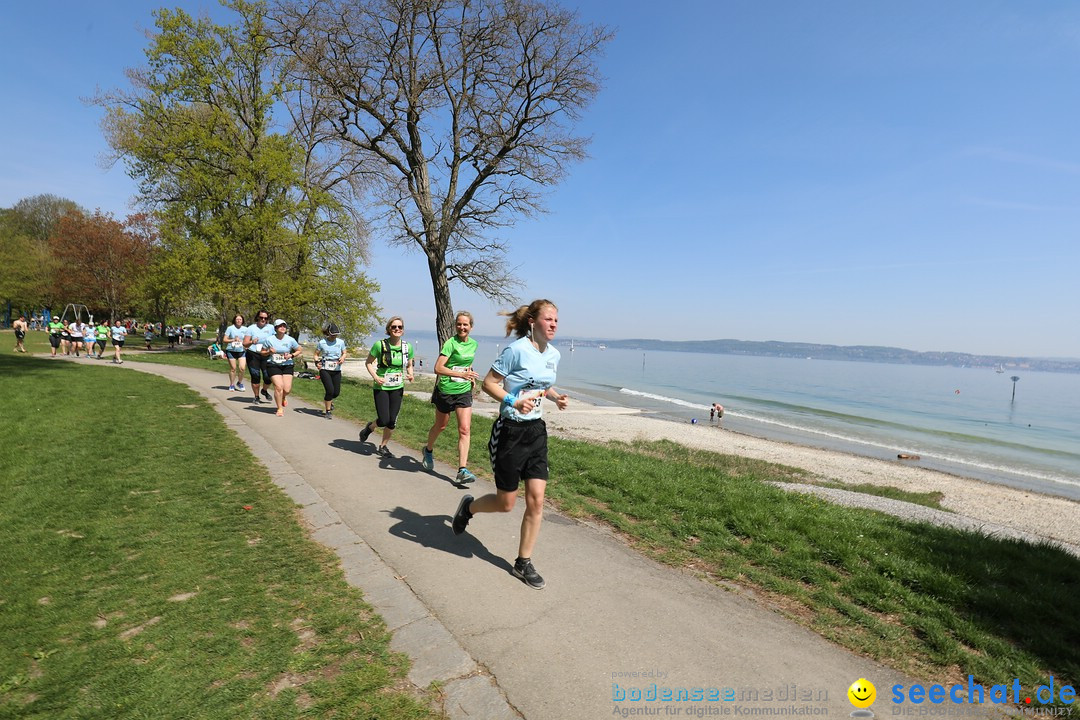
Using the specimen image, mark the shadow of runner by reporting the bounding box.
[386,505,514,575]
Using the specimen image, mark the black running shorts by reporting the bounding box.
[488,417,548,492]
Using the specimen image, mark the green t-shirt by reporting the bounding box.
[49,321,64,335]
[436,336,478,395]
[374,339,413,390]
[96,325,109,340]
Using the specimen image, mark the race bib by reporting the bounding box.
[251,343,263,353]
[272,353,287,364]
[228,341,243,351]
[450,365,469,381]
[323,360,339,371]
[382,372,403,386]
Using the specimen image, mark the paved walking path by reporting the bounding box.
[124,362,920,719]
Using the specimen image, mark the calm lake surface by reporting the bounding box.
[402,334,1080,501]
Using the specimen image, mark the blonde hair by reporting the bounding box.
[384,316,404,334]
[500,299,556,338]
[455,311,474,327]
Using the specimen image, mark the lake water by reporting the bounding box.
[402,334,1080,501]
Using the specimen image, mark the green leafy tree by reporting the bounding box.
[270,0,611,345]
[95,0,378,344]
[0,195,82,317]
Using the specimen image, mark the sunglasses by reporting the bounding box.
[257,316,269,320]
[389,325,403,330]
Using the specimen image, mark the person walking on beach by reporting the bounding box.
[223,314,248,392]
[260,319,301,417]
[422,311,480,483]
[359,316,414,458]
[314,323,347,419]
[12,316,28,353]
[451,299,569,590]
[243,311,275,404]
[110,320,127,364]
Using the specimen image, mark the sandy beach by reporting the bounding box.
[345,363,1080,555]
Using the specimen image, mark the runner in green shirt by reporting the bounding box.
[421,311,480,483]
[358,316,414,458]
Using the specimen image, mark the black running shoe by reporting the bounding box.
[452,495,474,535]
[359,424,372,443]
[377,445,394,458]
[253,396,262,404]
[512,558,546,589]
[325,410,333,420]
[261,389,272,400]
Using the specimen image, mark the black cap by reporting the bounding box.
[325,322,340,335]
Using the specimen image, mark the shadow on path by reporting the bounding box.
[386,505,513,575]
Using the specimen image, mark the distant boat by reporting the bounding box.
[598,344,606,351]
[996,364,1005,374]
[570,338,575,352]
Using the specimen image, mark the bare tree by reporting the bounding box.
[270,0,611,345]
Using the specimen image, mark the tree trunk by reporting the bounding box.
[427,252,455,349]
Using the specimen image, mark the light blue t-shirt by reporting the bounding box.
[245,323,275,351]
[265,335,300,366]
[491,336,560,422]
[111,325,127,341]
[223,324,247,350]
[317,338,347,368]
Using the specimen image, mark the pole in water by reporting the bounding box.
[1010,375,1019,402]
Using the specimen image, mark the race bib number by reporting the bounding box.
[323,360,339,371]
[228,341,243,351]
[251,343,263,353]
[382,372,403,386]
[450,365,469,381]
[272,353,287,364]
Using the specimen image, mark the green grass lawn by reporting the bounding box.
[16,330,1077,707]
[0,345,436,719]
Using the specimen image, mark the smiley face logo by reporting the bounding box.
[848,678,876,709]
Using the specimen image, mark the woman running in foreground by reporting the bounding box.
[451,299,569,590]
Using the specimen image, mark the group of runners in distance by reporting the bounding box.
[42,316,130,363]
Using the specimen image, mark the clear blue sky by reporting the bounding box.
[3,1,1078,358]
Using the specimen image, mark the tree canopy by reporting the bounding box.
[96,0,378,342]
[270,0,611,345]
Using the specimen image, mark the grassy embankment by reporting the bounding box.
[0,338,437,719]
[12,331,1076,706]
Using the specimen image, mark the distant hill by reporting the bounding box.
[572,338,1080,374]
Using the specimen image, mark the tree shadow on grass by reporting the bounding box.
[385,505,513,575]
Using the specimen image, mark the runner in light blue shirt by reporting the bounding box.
[260,319,302,417]
[451,299,569,591]
[314,323,348,419]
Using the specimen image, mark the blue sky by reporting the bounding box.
[2,1,1078,358]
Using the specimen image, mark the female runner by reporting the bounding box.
[260,319,301,417]
[421,311,480,483]
[314,323,347,419]
[222,314,248,391]
[359,317,414,458]
[451,299,568,590]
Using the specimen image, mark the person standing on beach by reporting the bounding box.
[452,299,569,590]
[261,319,301,417]
[243,311,275,404]
[314,323,347,419]
[12,316,28,353]
[359,316,414,458]
[422,311,481,483]
[223,314,248,392]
